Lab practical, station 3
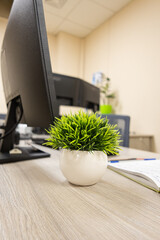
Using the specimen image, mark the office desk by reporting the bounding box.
[1,146,160,240]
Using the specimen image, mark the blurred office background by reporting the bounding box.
[0,0,159,152]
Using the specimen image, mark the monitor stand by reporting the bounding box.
[0,97,50,164]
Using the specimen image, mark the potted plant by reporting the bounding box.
[100,77,116,114]
[44,111,120,186]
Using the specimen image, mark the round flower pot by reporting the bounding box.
[60,149,108,186]
[100,104,112,114]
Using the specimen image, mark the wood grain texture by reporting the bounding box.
[0,146,160,240]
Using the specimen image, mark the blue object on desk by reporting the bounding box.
[110,158,157,163]
[144,158,157,161]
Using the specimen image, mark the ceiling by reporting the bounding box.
[43,0,133,38]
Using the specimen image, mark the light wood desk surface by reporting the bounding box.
[1,146,160,240]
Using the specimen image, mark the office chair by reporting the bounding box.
[99,114,130,147]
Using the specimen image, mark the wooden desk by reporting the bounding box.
[1,146,160,240]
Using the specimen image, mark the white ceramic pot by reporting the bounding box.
[60,149,108,186]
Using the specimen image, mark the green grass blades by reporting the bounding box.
[44,111,121,155]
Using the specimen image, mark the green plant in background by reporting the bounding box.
[100,77,116,105]
[44,111,121,155]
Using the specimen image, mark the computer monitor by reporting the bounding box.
[79,81,100,112]
[0,0,59,163]
[53,73,100,113]
[53,73,80,109]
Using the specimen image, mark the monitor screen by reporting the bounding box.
[0,0,58,163]
[79,81,100,112]
[53,73,100,113]
[53,73,80,107]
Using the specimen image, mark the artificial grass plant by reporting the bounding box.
[44,111,121,155]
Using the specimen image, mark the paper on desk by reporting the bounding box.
[108,160,160,188]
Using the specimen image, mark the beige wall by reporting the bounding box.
[43,32,84,77]
[0,17,7,113]
[52,32,84,78]
[83,0,160,152]
[47,33,56,72]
